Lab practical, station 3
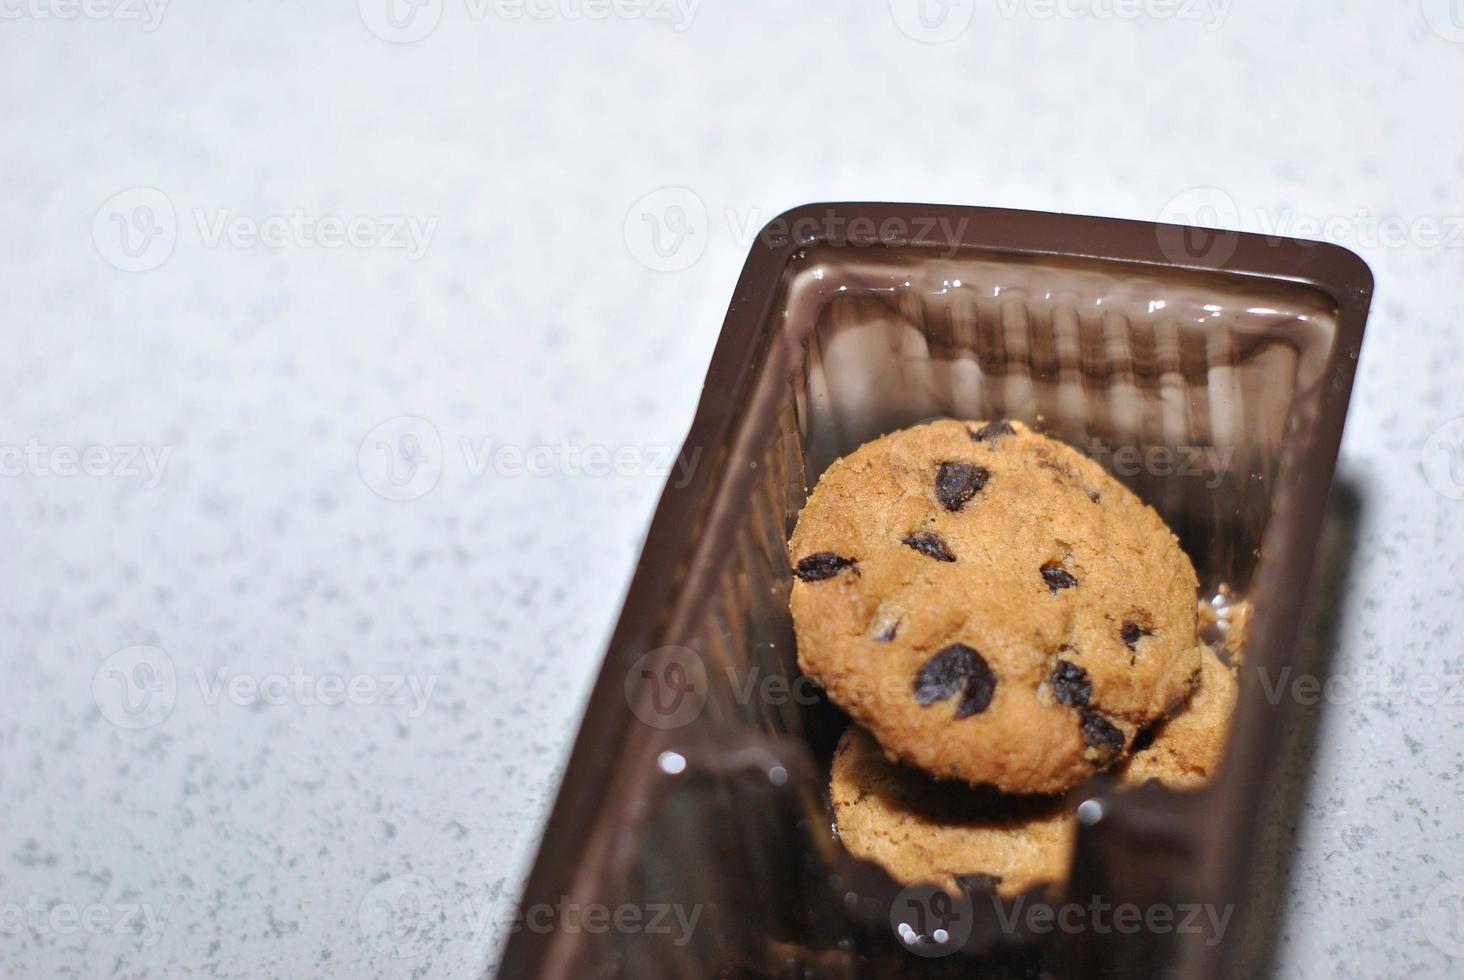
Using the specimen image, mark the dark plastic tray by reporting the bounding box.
[498,203,1372,979]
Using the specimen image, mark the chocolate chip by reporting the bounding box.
[1050,659,1092,707]
[794,552,856,582]
[1121,621,1153,649]
[1041,563,1078,593]
[971,420,1016,443]
[914,645,974,704]
[903,532,956,562]
[1088,490,1101,503]
[956,873,1005,892]
[1080,709,1125,760]
[935,462,990,512]
[955,662,997,719]
[914,643,997,718]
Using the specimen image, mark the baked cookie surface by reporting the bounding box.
[831,725,1075,898]
[1118,644,1237,790]
[790,419,1201,794]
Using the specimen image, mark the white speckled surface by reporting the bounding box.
[1,2,1462,977]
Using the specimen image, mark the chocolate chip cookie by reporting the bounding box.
[1118,644,1237,790]
[831,725,1075,898]
[790,419,1201,794]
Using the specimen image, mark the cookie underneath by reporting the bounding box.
[830,725,1076,899]
[1118,644,1237,790]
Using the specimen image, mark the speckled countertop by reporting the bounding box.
[1,2,1461,978]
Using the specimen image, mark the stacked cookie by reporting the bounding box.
[789,420,1238,896]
